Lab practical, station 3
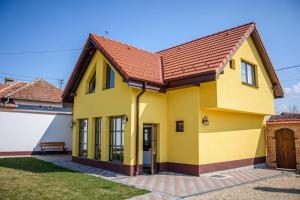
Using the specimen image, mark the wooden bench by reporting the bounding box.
[39,142,66,154]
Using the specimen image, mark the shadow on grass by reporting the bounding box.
[0,157,77,173]
[254,187,300,194]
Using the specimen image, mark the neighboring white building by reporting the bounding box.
[0,78,72,155]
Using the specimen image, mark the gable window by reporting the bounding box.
[109,116,124,162]
[241,61,256,86]
[88,73,96,93]
[79,119,88,157]
[94,117,101,160]
[106,64,115,89]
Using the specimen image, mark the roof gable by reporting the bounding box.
[63,22,284,102]
[8,79,62,103]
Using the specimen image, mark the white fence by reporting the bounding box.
[0,110,72,153]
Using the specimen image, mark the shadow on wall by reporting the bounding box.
[33,114,72,152]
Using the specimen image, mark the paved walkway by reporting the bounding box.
[34,155,285,199]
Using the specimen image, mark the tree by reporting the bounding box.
[288,104,298,113]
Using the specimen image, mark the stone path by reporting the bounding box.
[34,155,285,200]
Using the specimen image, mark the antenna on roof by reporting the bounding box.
[104,30,109,36]
[57,79,64,90]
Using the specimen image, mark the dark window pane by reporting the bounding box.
[79,119,88,157]
[89,73,96,93]
[106,65,115,89]
[109,116,124,162]
[94,118,101,160]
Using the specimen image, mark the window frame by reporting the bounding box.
[105,64,115,89]
[109,116,125,163]
[78,119,88,158]
[94,117,101,160]
[241,60,257,87]
[88,72,96,93]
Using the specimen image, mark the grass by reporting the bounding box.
[0,157,147,200]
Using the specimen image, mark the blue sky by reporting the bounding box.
[0,0,299,113]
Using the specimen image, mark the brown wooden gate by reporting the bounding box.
[275,128,296,169]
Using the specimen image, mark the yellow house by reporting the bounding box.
[62,22,284,176]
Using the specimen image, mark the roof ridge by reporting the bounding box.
[6,79,39,97]
[156,22,255,53]
[0,81,26,94]
[8,78,61,97]
[90,33,158,56]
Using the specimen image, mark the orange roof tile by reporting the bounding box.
[90,34,163,84]
[157,23,254,80]
[0,83,7,90]
[8,79,62,103]
[0,82,28,98]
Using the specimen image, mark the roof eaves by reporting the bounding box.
[250,28,284,98]
[62,36,94,101]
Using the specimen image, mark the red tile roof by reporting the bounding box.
[267,113,300,124]
[0,83,8,90]
[157,23,254,81]
[7,79,62,103]
[0,82,28,98]
[90,34,163,84]
[63,22,284,102]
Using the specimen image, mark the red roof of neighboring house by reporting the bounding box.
[267,113,300,124]
[0,79,62,103]
[9,79,62,102]
[63,22,284,102]
[0,83,7,90]
[0,82,28,98]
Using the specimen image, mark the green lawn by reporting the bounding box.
[0,157,147,200]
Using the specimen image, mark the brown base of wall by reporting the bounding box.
[72,156,140,176]
[71,156,266,176]
[0,151,71,156]
[157,156,266,176]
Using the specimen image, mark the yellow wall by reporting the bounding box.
[135,90,168,164]
[166,87,200,164]
[198,109,266,164]
[73,51,133,165]
[200,36,275,115]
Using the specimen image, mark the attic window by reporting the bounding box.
[241,61,256,86]
[88,73,96,93]
[230,59,235,69]
[105,64,115,89]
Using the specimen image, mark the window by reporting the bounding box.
[88,73,96,93]
[176,121,184,132]
[241,61,256,86]
[109,116,124,162]
[79,119,88,157]
[106,64,115,89]
[94,118,101,160]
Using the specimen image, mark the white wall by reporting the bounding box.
[0,111,72,152]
